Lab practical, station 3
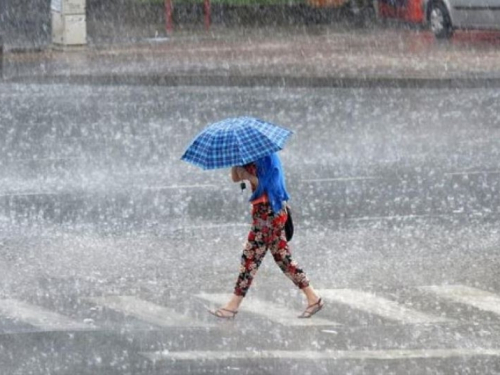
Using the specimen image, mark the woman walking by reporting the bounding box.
[209,153,324,319]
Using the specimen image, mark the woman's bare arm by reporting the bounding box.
[231,166,243,182]
[231,166,258,186]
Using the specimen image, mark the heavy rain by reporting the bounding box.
[1,1,500,374]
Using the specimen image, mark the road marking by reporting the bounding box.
[196,293,339,327]
[345,214,453,222]
[300,176,380,183]
[145,184,219,190]
[0,184,220,198]
[8,157,84,162]
[175,223,248,232]
[140,348,500,362]
[317,289,451,324]
[0,299,92,331]
[445,171,500,176]
[420,285,500,317]
[0,192,64,198]
[88,296,213,328]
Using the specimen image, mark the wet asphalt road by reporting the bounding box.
[1,84,500,374]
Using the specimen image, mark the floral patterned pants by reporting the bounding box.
[234,203,310,297]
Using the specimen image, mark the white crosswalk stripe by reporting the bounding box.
[88,296,213,328]
[140,348,500,362]
[196,292,339,326]
[4,285,500,336]
[0,299,93,331]
[420,285,500,317]
[317,289,452,324]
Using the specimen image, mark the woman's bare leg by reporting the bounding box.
[213,294,243,318]
[302,285,321,306]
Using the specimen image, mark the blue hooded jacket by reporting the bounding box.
[249,153,290,213]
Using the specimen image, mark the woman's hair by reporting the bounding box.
[249,153,290,213]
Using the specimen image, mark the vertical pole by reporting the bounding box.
[373,0,380,20]
[204,0,211,31]
[165,0,173,34]
[0,33,3,81]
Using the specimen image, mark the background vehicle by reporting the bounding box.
[375,0,424,24]
[424,0,500,39]
[307,0,377,23]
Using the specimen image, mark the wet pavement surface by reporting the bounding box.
[3,26,500,84]
[1,84,500,374]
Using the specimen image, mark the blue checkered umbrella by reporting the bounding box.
[181,116,293,170]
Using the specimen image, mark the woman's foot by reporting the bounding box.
[298,297,324,319]
[208,307,238,320]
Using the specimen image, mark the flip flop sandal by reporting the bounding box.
[208,308,238,320]
[298,298,324,319]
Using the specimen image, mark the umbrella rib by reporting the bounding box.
[233,128,249,166]
[231,128,244,167]
[206,128,226,170]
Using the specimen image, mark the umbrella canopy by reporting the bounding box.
[181,116,293,170]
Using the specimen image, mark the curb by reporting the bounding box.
[7,74,500,88]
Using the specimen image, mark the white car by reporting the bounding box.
[424,0,500,38]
